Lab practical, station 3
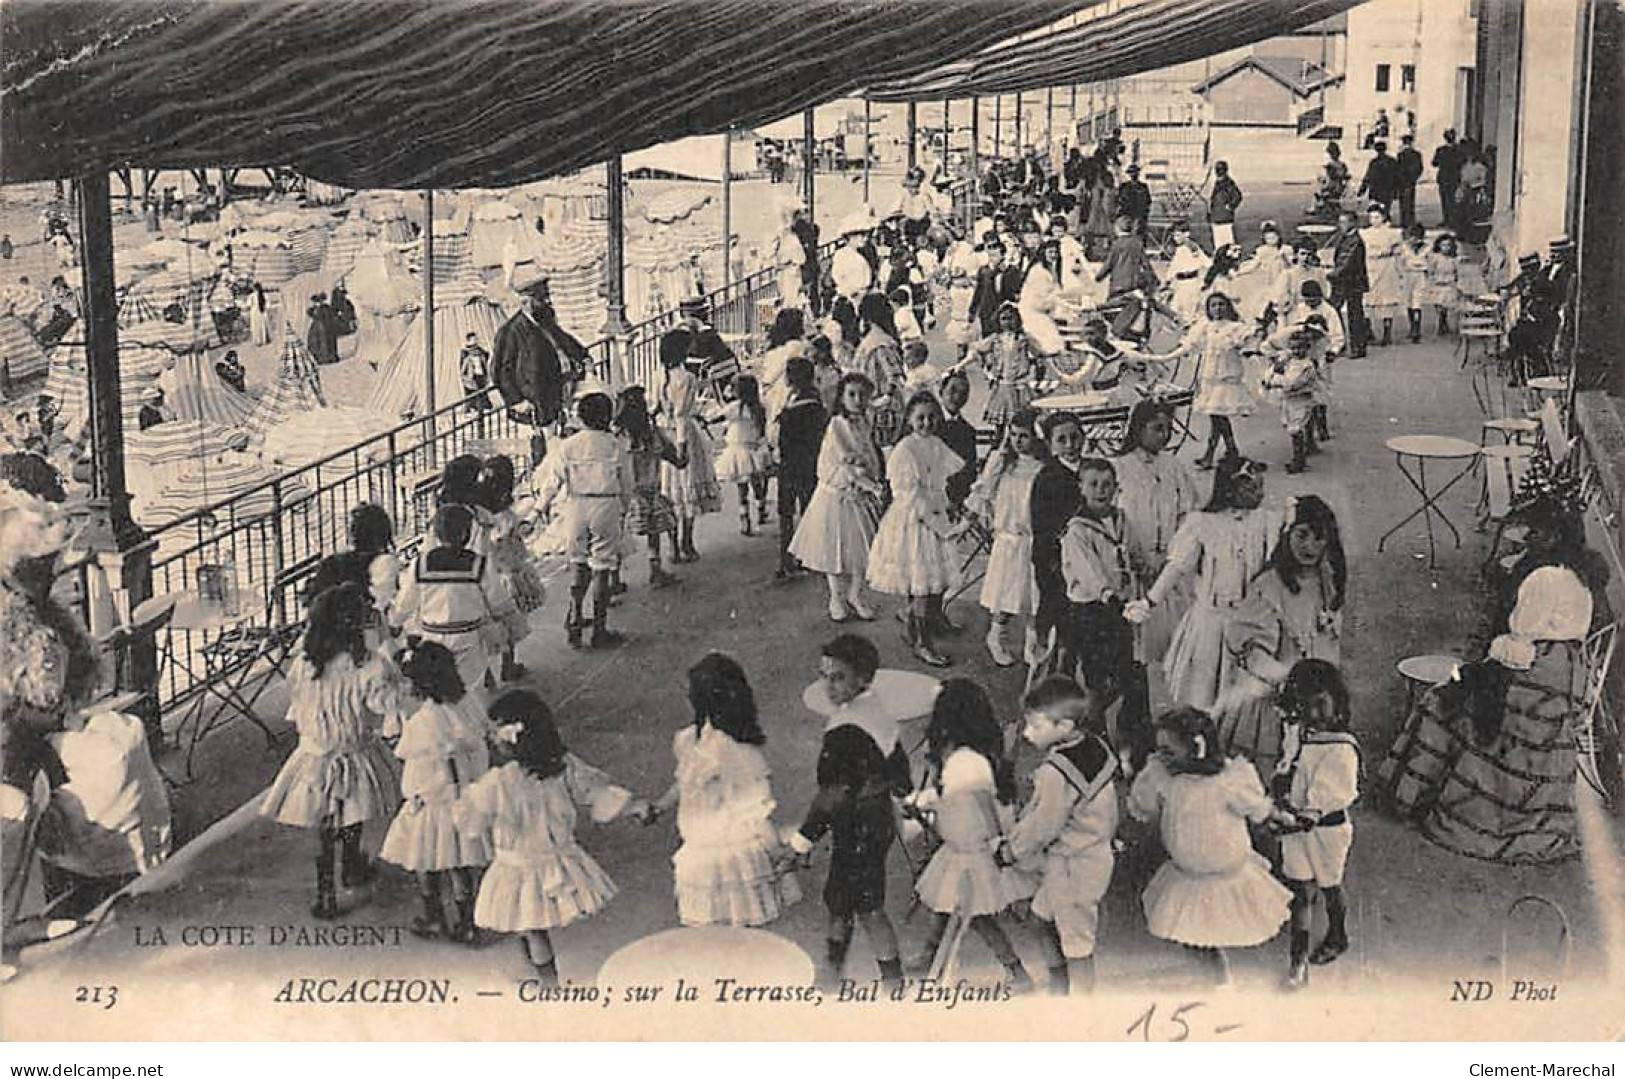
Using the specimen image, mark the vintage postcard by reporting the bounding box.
[2,0,1622,1046]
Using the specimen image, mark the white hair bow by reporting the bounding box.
[495,722,523,745]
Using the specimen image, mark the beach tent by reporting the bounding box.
[367,296,507,418]
[244,331,328,442]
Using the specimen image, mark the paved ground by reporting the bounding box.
[5,295,1621,1040]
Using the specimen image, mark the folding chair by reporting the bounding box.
[945,516,994,607]
[1576,622,1620,804]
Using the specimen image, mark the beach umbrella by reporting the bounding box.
[138,452,310,528]
[287,226,330,275]
[124,418,239,513]
[345,240,418,316]
[303,179,350,206]
[0,315,47,390]
[262,406,396,468]
[468,200,536,269]
[129,267,215,314]
[117,293,165,328]
[641,187,714,224]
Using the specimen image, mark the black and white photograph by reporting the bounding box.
[1,0,1622,1048]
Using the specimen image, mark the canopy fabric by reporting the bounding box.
[864,0,1364,101]
[1,0,1082,188]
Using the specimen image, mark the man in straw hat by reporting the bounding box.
[492,273,589,464]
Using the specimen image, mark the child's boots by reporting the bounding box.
[985,620,1017,667]
[339,825,375,890]
[1286,930,1311,989]
[312,853,338,920]
[1437,309,1450,335]
[1286,431,1308,474]
[1407,309,1422,343]
[411,885,447,940]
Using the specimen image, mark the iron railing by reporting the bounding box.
[133,235,843,713]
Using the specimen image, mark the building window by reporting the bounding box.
[1401,64,1416,92]
[1376,63,1391,92]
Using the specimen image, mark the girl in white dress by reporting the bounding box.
[260,583,402,920]
[789,372,885,624]
[756,308,808,425]
[1425,233,1461,335]
[1216,495,1346,777]
[1114,401,1204,664]
[1399,224,1431,344]
[907,679,1035,990]
[380,640,491,943]
[1018,240,1069,359]
[1360,203,1405,347]
[1238,222,1291,329]
[965,411,1044,667]
[657,336,721,563]
[647,653,801,927]
[711,375,772,536]
[1125,456,1291,712]
[942,239,981,350]
[1155,292,1258,469]
[457,688,650,989]
[478,455,544,683]
[867,391,968,668]
[1129,707,1293,986]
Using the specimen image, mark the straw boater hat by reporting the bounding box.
[511,267,551,297]
[140,384,163,403]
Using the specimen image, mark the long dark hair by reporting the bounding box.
[1155,707,1225,777]
[489,688,570,780]
[303,582,371,678]
[926,679,1016,804]
[1279,659,1352,734]
[437,454,484,507]
[1259,494,1346,610]
[1118,399,1172,457]
[687,652,765,746]
[766,308,806,350]
[399,638,466,705]
[478,454,516,513]
[858,291,897,340]
[733,375,766,437]
[830,371,874,420]
[615,386,655,448]
[1201,452,1264,513]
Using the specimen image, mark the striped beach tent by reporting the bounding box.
[640,186,714,225]
[117,293,165,328]
[367,296,506,417]
[528,228,603,344]
[287,225,330,275]
[244,331,327,442]
[164,351,257,427]
[125,418,238,511]
[468,200,534,270]
[321,218,376,278]
[0,315,47,391]
[129,267,215,316]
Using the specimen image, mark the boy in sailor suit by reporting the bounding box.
[391,504,516,696]
[1002,677,1120,996]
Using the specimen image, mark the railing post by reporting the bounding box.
[269,479,287,624]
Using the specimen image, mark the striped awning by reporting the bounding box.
[864,0,1365,101]
[1,0,1083,188]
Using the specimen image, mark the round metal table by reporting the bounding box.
[1376,435,1481,568]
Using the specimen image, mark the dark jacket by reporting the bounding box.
[1396,147,1425,187]
[776,393,828,486]
[491,309,586,427]
[1209,176,1243,224]
[1358,154,1401,202]
[939,414,979,512]
[1117,180,1152,222]
[1030,458,1082,625]
[1330,230,1369,294]
[1432,142,1462,187]
[970,264,1024,337]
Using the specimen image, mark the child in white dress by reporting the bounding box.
[1125,456,1291,713]
[380,640,491,943]
[1155,292,1258,469]
[1275,660,1360,989]
[1114,401,1204,665]
[1129,707,1292,986]
[1217,495,1345,778]
[456,688,651,988]
[789,372,885,624]
[1361,203,1404,347]
[907,679,1034,990]
[1426,233,1461,335]
[1166,222,1211,323]
[260,583,402,919]
[965,411,1043,667]
[478,455,544,683]
[657,336,721,563]
[867,391,969,668]
[1399,225,1431,344]
[711,375,772,536]
[648,653,801,927]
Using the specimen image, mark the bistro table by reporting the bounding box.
[1377,435,1481,569]
[140,589,280,783]
[1397,653,1462,713]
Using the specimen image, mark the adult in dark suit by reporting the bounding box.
[1432,129,1463,230]
[1116,164,1153,237]
[1395,134,1425,231]
[1328,210,1369,358]
[305,293,340,365]
[969,239,1023,338]
[491,277,588,462]
[1029,412,1086,657]
[1356,141,1400,219]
